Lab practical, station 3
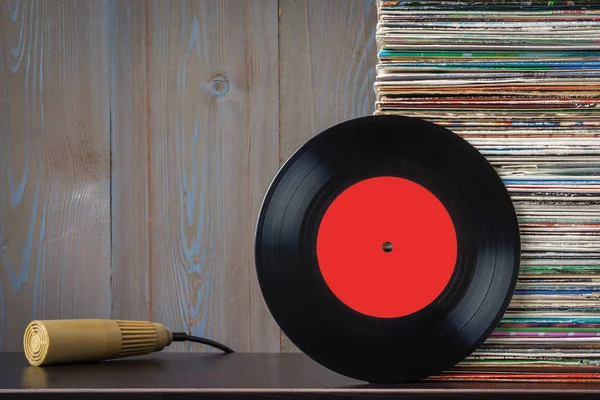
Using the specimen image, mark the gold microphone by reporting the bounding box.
[23,319,234,367]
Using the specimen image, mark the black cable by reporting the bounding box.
[172,332,235,353]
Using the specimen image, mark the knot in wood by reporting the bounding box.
[208,75,229,97]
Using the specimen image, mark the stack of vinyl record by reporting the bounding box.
[375,0,600,382]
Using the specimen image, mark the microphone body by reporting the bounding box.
[24,319,173,366]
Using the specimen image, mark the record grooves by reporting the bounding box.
[255,115,521,382]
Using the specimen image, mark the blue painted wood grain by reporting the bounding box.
[146,0,280,352]
[109,0,151,322]
[279,0,378,162]
[0,0,111,350]
[1,0,378,353]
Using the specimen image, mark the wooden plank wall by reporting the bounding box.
[0,1,111,352]
[0,0,377,352]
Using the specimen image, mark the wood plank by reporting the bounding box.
[109,0,150,321]
[147,0,280,352]
[278,0,378,352]
[0,0,111,350]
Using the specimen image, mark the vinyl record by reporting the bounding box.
[254,115,521,383]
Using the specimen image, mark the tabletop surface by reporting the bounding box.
[2,352,600,399]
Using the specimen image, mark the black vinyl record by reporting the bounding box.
[254,115,521,383]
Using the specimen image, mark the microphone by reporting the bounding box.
[23,319,234,367]
[23,319,172,366]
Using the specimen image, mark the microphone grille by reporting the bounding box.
[24,321,50,366]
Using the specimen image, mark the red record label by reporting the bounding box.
[316,176,457,318]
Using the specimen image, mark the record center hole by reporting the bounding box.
[382,242,393,253]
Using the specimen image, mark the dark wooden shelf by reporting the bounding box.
[2,352,600,399]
